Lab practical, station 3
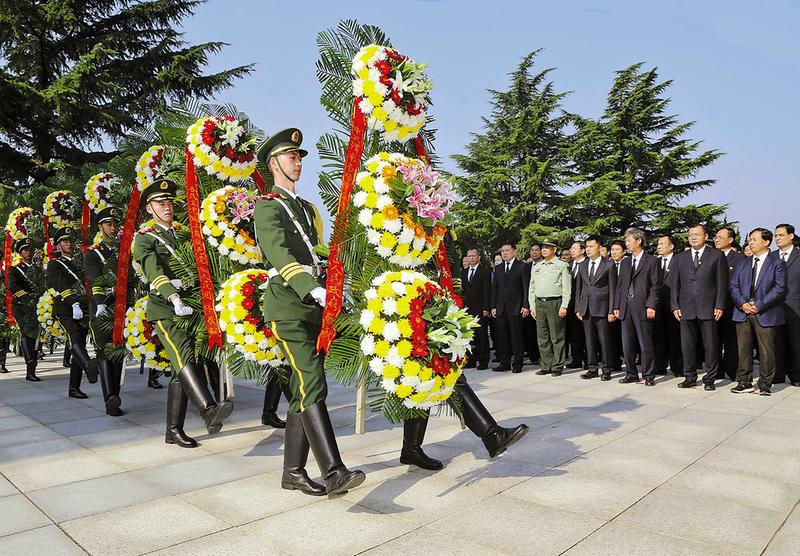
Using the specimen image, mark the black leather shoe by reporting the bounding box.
[644,377,656,386]
[704,383,716,391]
[619,375,638,384]
[262,412,286,428]
[484,424,530,458]
[678,379,697,389]
[601,372,612,381]
[147,374,164,389]
[580,370,599,380]
[791,381,800,387]
[492,366,510,372]
[26,374,41,381]
[261,375,286,428]
[164,383,197,448]
[68,387,88,399]
[476,364,489,370]
[400,415,443,470]
[281,413,326,495]
[99,360,123,416]
[511,368,522,374]
[0,366,8,374]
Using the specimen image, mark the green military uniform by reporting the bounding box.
[255,127,363,497]
[47,228,98,394]
[7,238,43,380]
[527,241,572,373]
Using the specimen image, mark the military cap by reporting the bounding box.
[52,227,74,244]
[256,128,308,163]
[541,238,558,248]
[96,206,122,225]
[141,179,178,207]
[13,237,32,253]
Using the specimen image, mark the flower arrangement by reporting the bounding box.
[353,152,453,267]
[124,296,170,369]
[358,270,477,408]
[200,186,262,265]
[352,45,433,143]
[37,289,64,339]
[5,207,40,240]
[216,269,285,366]
[84,173,119,212]
[43,190,82,228]
[135,146,165,192]
[186,117,258,182]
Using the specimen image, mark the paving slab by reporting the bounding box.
[0,493,52,538]
[0,524,86,555]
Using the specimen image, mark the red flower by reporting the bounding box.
[225,147,236,159]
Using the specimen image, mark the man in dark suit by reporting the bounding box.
[671,224,729,390]
[491,242,529,373]
[655,235,683,377]
[714,227,746,380]
[608,240,627,374]
[730,228,786,395]
[614,228,660,386]
[575,235,617,381]
[773,223,800,386]
[566,240,588,370]
[461,248,492,370]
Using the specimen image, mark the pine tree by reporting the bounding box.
[451,51,571,255]
[556,63,727,242]
[0,0,253,187]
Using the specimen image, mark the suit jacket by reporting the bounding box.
[491,259,529,316]
[730,253,786,326]
[461,265,491,318]
[670,247,729,320]
[567,260,584,311]
[776,248,800,320]
[614,252,660,320]
[722,250,746,315]
[656,255,678,314]
[575,257,616,318]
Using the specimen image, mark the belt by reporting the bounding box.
[536,296,562,301]
[267,265,315,280]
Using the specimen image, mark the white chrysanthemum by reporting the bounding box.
[360,334,376,356]
[359,309,376,329]
[382,322,401,342]
[381,298,397,316]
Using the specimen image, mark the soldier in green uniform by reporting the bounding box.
[132,179,233,448]
[47,228,98,397]
[7,238,43,381]
[84,207,129,416]
[254,128,364,496]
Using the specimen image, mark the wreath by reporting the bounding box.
[37,289,64,339]
[186,117,258,182]
[84,173,119,212]
[124,296,171,369]
[5,207,40,240]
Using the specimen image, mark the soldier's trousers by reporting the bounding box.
[89,319,111,361]
[269,320,328,414]
[151,317,194,375]
[57,316,89,355]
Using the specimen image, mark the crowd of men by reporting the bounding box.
[461,223,800,396]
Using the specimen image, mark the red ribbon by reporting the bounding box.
[252,168,267,194]
[80,201,91,254]
[4,232,15,328]
[43,216,54,258]
[413,135,455,296]
[112,186,140,345]
[185,146,223,349]
[317,98,367,354]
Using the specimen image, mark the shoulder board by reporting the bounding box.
[262,193,280,200]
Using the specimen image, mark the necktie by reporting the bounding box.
[589,260,596,279]
[469,268,475,282]
[615,262,620,276]
[782,252,788,263]
[693,251,700,269]
[505,262,510,274]
[628,259,636,298]
[662,258,667,272]
[749,257,759,300]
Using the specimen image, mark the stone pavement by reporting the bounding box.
[1,351,799,556]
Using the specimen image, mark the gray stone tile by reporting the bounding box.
[131,452,261,495]
[0,474,19,497]
[61,496,228,556]
[149,522,291,555]
[0,494,52,537]
[362,526,507,555]
[70,424,160,450]
[28,472,165,522]
[47,415,140,437]
[0,525,85,555]
[0,414,41,431]
[617,484,784,554]
[764,503,800,555]
[698,444,800,485]
[0,424,63,448]
[0,437,83,466]
[3,450,125,491]
[662,407,755,430]
[94,437,210,470]
[429,493,605,555]
[30,406,107,425]
[0,405,21,417]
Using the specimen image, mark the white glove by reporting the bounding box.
[172,297,194,317]
[310,287,327,308]
[170,279,183,290]
[72,303,83,320]
[96,304,107,317]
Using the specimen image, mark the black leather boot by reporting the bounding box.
[262,375,286,428]
[177,361,233,435]
[300,401,365,495]
[281,412,325,495]
[62,345,71,368]
[20,337,40,381]
[68,364,87,399]
[165,382,197,448]
[456,380,529,458]
[99,359,123,416]
[147,369,163,389]
[204,359,224,402]
[0,337,8,373]
[71,343,99,384]
[400,413,443,470]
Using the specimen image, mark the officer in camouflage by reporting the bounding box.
[7,237,42,381]
[47,228,98,397]
[84,206,129,416]
[254,127,364,496]
[132,179,233,448]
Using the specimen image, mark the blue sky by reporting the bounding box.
[182,0,799,242]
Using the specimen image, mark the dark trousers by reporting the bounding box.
[496,312,525,370]
[468,316,490,367]
[523,315,539,363]
[655,310,683,375]
[583,315,614,372]
[621,316,655,378]
[680,318,719,384]
[566,311,587,367]
[610,319,623,372]
[774,319,800,383]
[736,316,777,388]
[718,314,739,380]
